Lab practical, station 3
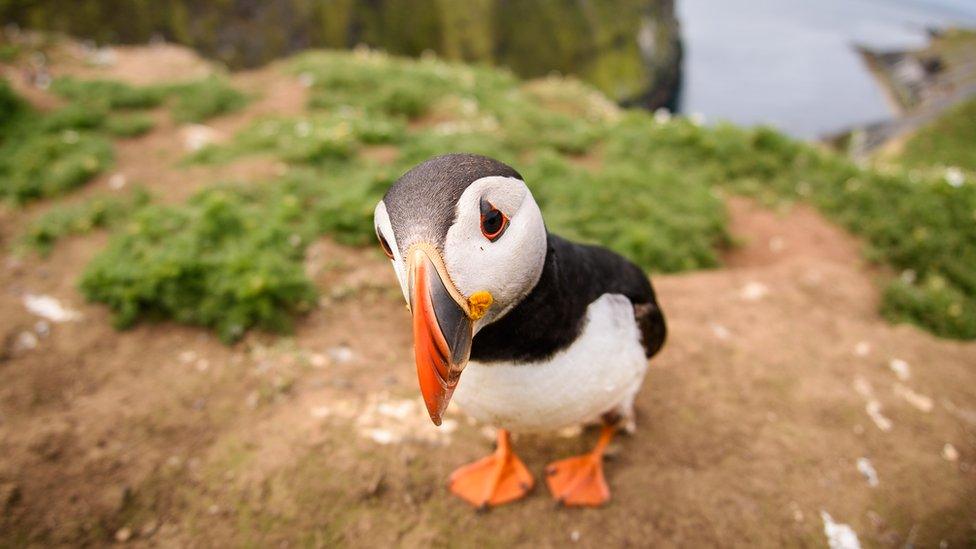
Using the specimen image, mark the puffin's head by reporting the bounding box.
[374,153,547,425]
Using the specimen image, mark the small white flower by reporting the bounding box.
[945,167,964,188]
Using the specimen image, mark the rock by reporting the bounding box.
[893,383,932,412]
[853,341,871,357]
[739,281,769,301]
[181,124,221,152]
[888,358,910,381]
[820,511,862,549]
[108,173,127,190]
[34,320,50,337]
[309,353,328,368]
[942,443,959,462]
[856,457,879,487]
[114,527,132,542]
[327,345,354,364]
[23,294,81,322]
[14,331,38,352]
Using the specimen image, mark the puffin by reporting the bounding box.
[373,153,666,508]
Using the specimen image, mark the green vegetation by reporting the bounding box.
[1,131,114,203]
[51,76,166,109]
[21,190,150,255]
[104,113,156,137]
[79,162,399,340]
[23,50,970,341]
[51,75,247,123]
[167,76,248,123]
[190,112,407,165]
[0,73,245,205]
[1,79,114,204]
[899,98,976,171]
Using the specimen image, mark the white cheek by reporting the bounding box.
[374,200,410,305]
[444,186,546,325]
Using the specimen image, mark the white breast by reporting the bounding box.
[452,293,648,433]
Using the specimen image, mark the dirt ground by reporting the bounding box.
[1,43,975,548]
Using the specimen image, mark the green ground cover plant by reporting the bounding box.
[78,50,976,340]
[21,189,150,255]
[51,75,247,123]
[898,98,976,172]
[79,162,398,340]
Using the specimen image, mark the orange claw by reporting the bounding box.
[545,425,616,507]
[448,429,534,509]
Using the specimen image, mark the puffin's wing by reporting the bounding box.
[634,300,666,359]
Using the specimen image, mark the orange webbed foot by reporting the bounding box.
[448,429,534,509]
[545,425,615,507]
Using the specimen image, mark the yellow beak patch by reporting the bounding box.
[467,291,494,320]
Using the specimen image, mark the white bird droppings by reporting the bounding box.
[23,294,81,322]
[866,400,893,432]
[888,359,910,381]
[710,323,731,341]
[856,457,879,487]
[893,383,933,412]
[821,511,862,549]
[854,377,892,431]
[740,281,769,301]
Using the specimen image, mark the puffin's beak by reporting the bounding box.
[407,246,473,426]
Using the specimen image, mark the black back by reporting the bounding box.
[471,233,666,363]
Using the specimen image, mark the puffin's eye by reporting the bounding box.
[479,200,508,242]
[377,229,394,259]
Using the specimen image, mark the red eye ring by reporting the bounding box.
[377,229,394,259]
[480,200,509,242]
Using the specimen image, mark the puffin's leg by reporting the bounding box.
[545,424,616,507]
[448,429,534,509]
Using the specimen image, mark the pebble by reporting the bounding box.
[309,353,328,368]
[114,527,132,542]
[14,331,38,351]
[570,530,581,542]
[23,294,81,322]
[853,341,871,357]
[856,457,879,487]
[942,443,959,462]
[893,383,933,412]
[865,400,893,432]
[710,323,731,341]
[740,281,769,301]
[328,345,354,364]
[821,511,862,549]
[888,359,910,381]
[181,124,220,152]
[34,320,50,337]
[108,173,127,190]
